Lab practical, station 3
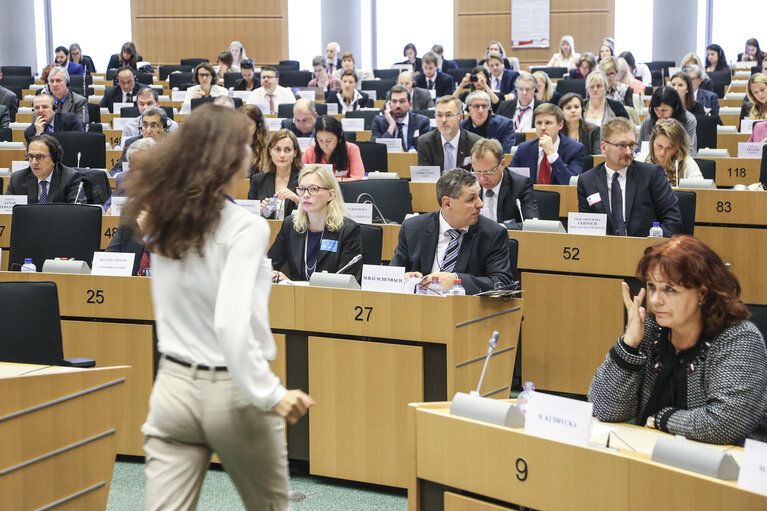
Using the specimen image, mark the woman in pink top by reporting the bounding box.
[301,115,364,180]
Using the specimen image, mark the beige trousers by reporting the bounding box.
[142,357,289,511]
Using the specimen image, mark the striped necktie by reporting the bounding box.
[39,181,48,204]
[441,229,461,273]
[443,142,454,171]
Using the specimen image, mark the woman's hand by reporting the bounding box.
[272,270,290,284]
[622,281,646,348]
[273,389,315,425]
[276,188,299,205]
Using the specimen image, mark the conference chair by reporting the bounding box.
[277,71,312,87]
[745,304,767,348]
[85,123,103,134]
[414,109,435,119]
[454,58,479,69]
[359,224,383,265]
[760,145,767,187]
[360,79,396,101]
[159,65,193,81]
[531,67,567,79]
[190,97,243,110]
[555,79,587,98]
[345,110,381,130]
[583,154,594,171]
[106,69,119,81]
[343,131,357,142]
[447,68,471,85]
[120,105,174,120]
[180,58,209,67]
[373,69,400,80]
[52,132,106,169]
[69,75,93,90]
[646,61,675,76]
[87,102,101,124]
[0,75,34,89]
[695,114,717,150]
[8,203,102,271]
[74,167,112,205]
[0,127,11,142]
[708,71,731,99]
[136,73,154,85]
[278,60,300,70]
[338,179,413,223]
[351,141,388,172]
[693,158,716,180]
[169,72,195,90]
[0,65,32,76]
[532,190,560,221]
[508,238,519,281]
[0,281,95,367]
[673,190,696,236]
[224,72,243,89]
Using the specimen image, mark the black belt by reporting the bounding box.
[165,355,228,371]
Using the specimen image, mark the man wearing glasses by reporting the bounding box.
[111,107,169,174]
[371,85,431,150]
[417,96,480,171]
[577,117,681,237]
[460,91,515,153]
[496,72,542,131]
[6,134,85,203]
[472,138,538,230]
[24,93,83,144]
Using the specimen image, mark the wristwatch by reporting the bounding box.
[645,415,656,429]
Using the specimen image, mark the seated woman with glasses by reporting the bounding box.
[643,119,703,186]
[248,129,303,220]
[182,62,228,110]
[302,115,364,181]
[7,134,85,203]
[582,71,630,127]
[268,164,362,283]
[638,86,698,155]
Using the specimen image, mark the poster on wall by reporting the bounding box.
[511,0,550,49]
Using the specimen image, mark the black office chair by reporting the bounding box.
[120,105,174,120]
[673,190,696,235]
[0,66,32,76]
[0,281,95,367]
[338,180,413,223]
[74,168,112,205]
[508,238,519,281]
[87,102,101,124]
[277,103,296,118]
[583,154,594,171]
[224,72,243,89]
[532,190,560,220]
[9,204,102,271]
[760,145,767,187]
[85,123,103,133]
[693,158,716,181]
[343,131,357,142]
[360,79,396,101]
[695,114,717,150]
[745,304,767,348]
[414,109,435,119]
[69,75,93,90]
[351,141,388,172]
[531,67,568,79]
[359,224,383,265]
[169,72,195,90]
[0,75,34,89]
[708,71,731,99]
[345,110,381,130]
[106,69,119,81]
[159,65,193,81]
[136,73,154,86]
[278,60,300,70]
[455,58,478,69]
[373,69,400,80]
[446,68,471,85]
[190,97,243,110]
[180,58,209,67]
[0,127,11,142]
[52,132,106,169]
[278,71,312,87]
[555,79,587,98]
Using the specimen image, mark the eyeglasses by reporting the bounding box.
[435,112,460,120]
[469,103,490,110]
[604,140,638,151]
[472,161,502,176]
[197,73,211,78]
[297,185,329,196]
[25,153,51,162]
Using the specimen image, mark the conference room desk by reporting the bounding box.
[406,401,765,511]
[0,271,522,489]
[387,153,515,179]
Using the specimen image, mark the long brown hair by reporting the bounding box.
[122,104,251,259]
[647,118,689,186]
[239,104,268,175]
[636,236,750,334]
[264,129,303,174]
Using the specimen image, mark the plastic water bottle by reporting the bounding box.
[447,278,466,296]
[21,258,37,272]
[517,381,536,415]
[426,276,444,296]
[648,221,663,238]
[260,194,279,218]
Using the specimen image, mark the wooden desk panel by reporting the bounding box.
[717,132,750,155]
[409,182,439,212]
[0,149,27,169]
[388,152,418,178]
[680,188,767,225]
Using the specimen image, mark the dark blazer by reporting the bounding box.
[696,88,720,116]
[510,134,586,184]
[415,71,455,97]
[268,216,363,282]
[247,170,300,219]
[576,161,682,237]
[371,111,431,150]
[5,163,85,204]
[0,105,9,129]
[483,168,539,230]
[111,135,142,174]
[105,223,144,276]
[107,54,143,70]
[65,61,84,76]
[325,90,370,111]
[416,128,481,170]
[0,85,18,122]
[441,60,458,72]
[23,112,83,144]
[280,118,314,138]
[578,123,602,155]
[495,98,544,120]
[582,97,630,120]
[99,83,147,113]
[39,88,89,124]
[234,78,261,91]
[491,69,520,97]
[384,87,434,111]
[460,114,515,153]
[389,211,514,294]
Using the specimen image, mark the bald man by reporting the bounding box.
[385,71,434,111]
[280,98,317,138]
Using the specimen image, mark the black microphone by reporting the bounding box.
[335,254,362,274]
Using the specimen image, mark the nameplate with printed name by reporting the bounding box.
[91,252,135,276]
[376,138,403,153]
[112,102,132,115]
[230,91,250,100]
[410,166,441,183]
[110,196,127,216]
[235,200,262,215]
[112,117,132,130]
[738,142,766,158]
[12,161,27,172]
[524,392,593,447]
[738,438,767,495]
[341,118,365,132]
[326,103,339,115]
[362,264,405,293]
[297,137,313,151]
[567,212,607,236]
[740,118,761,134]
[265,118,285,131]
[345,203,373,224]
[296,90,316,101]
[0,195,27,214]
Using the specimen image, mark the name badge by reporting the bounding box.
[524,392,594,447]
[738,438,767,495]
[568,212,607,236]
[91,251,135,276]
[586,192,602,206]
[320,239,338,252]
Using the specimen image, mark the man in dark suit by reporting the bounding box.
[0,104,9,129]
[24,93,83,144]
[0,72,19,122]
[486,52,519,99]
[42,67,89,124]
[431,44,458,72]
[577,117,682,237]
[100,66,146,113]
[472,138,538,230]
[389,169,514,294]
[106,223,146,275]
[371,85,431,150]
[414,52,454,98]
[388,71,433,111]
[685,65,720,117]
[460,90,515,153]
[54,46,84,76]
[417,96,481,171]
[6,134,85,203]
[495,72,542,131]
[510,103,585,184]
[280,99,317,138]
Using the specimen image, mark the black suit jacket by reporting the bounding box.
[268,216,363,282]
[389,211,514,294]
[280,118,314,138]
[0,85,18,122]
[417,128,481,170]
[107,54,143,70]
[415,71,455,97]
[579,123,602,155]
[0,104,9,129]
[234,78,261,91]
[5,163,85,204]
[248,170,300,219]
[99,83,146,113]
[576,161,682,237]
[23,112,83,144]
[483,169,539,230]
[105,223,145,275]
[370,111,432,150]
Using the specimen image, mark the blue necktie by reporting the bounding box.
[611,172,626,236]
[443,142,454,171]
[396,122,406,149]
[39,181,48,204]
[441,229,461,273]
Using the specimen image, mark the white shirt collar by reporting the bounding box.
[439,211,469,235]
[440,131,461,149]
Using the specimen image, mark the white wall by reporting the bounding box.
[288,0,323,69]
[613,0,653,63]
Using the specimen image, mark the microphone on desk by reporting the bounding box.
[77,151,82,168]
[73,181,84,204]
[516,198,525,222]
[474,331,499,395]
[335,254,362,275]
[356,193,389,224]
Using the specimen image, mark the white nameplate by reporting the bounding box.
[345,202,373,224]
[265,118,285,131]
[524,392,594,447]
[326,103,339,115]
[341,118,365,132]
[740,118,759,134]
[376,138,403,153]
[297,137,313,151]
[429,89,437,99]
[430,118,437,128]
[738,439,767,496]
[410,166,441,183]
[508,166,531,178]
[235,199,262,215]
[112,117,132,130]
[171,90,187,102]
[0,195,27,214]
[112,102,132,114]
[567,212,607,236]
[362,90,377,101]
[253,103,271,114]
[110,196,127,216]
[12,161,27,172]
[737,142,766,158]
[230,90,250,100]
[91,252,135,276]
[362,264,405,293]
[295,90,316,101]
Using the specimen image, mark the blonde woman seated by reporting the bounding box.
[546,35,580,69]
[616,57,645,95]
[532,71,560,104]
[643,118,703,186]
[268,164,362,283]
[599,57,634,107]
[228,40,247,72]
[741,73,767,121]
[582,71,630,126]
